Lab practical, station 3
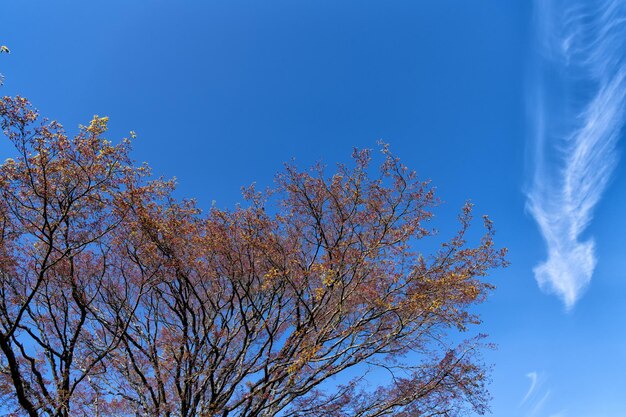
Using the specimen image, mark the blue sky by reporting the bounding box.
[2,1,626,416]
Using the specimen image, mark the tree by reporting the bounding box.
[0,97,155,416]
[0,96,507,417]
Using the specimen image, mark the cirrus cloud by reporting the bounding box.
[527,0,626,309]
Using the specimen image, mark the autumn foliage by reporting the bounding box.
[0,96,507,416]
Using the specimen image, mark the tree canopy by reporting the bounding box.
[0,96,506,417]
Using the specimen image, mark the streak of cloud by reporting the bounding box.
[520,372,566,417]
[527,0,626,309]
[521,371,539,405]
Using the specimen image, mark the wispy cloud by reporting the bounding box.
[520,371,567,417]
[521,371,539,405]
[527,0,626,309]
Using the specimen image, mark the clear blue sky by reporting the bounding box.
[2,1,626,416]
